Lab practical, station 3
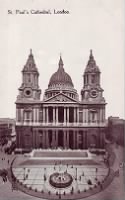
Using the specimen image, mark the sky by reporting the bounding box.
[0,0,124,119]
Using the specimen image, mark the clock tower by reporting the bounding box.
[81,50,106,125]
[81,50,105,104]
[17,49,41,100]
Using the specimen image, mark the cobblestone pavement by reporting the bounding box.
[0,145,124,200]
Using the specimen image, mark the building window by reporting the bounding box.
[39,111,43,122]
[48,107,53,122]
[27,74,31,83]
[91,74,96,84]
[78,131,83,149]
[69,107,74,123]
[25,135,30,146]
[18,109,21,122]
[24,111,32,122]
[90,110,97,122]
[79,112,83,123]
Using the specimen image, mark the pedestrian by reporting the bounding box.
[100,183,103,190]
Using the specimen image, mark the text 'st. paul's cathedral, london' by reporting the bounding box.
[16,50,107,150]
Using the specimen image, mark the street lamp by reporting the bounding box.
[75,167,77,180]
[23,168,25,181]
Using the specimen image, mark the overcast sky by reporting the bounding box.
[0,0,124,119]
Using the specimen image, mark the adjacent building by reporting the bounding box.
[107,116,124,146]
[0,118,15,144]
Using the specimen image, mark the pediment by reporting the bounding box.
[44,93,77,103]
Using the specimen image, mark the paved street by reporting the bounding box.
[0,145,124,200]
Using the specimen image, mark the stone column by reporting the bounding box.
[83,109,85,123]
[64,131,67,149]
[35,130,39,148]
[76,130,79,149]
[67,108,69,123]
[74,107,76,123]
[83,131,86,149]
[35,109,37,123]
[66,131,69,148]
[43,107,45,123]
[21,109,24,123]
[47,130,49,148]
[64,107,66,124]
[84,109,86,123]
[37,108,39,123]
[56,130,58,148]
[16,109,18,122]
[73,130,76,149]
[52,130,55,148]
[46,107,48,123]
[32,129,35,148]
[42,130,46,149]
[33,108,35,123]
[53,107,55,124]
[100,109,103,123]
[56,107,58,124]
[86,109,88,123]
[102,108,105,122]
[77,108,79,123]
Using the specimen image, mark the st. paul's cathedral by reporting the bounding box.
[15,50,107,150]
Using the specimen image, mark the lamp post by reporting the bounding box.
[96,167,98,180]
[75,167,77,180]
[44,167,46,181]
[23,167,25,181]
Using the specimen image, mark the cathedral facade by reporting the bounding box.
[15,50,107,150]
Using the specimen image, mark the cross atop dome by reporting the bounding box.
[90,49,94,59]
[58,54,64,69]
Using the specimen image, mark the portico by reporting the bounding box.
[30,127,105,150]
[42,105,79,124]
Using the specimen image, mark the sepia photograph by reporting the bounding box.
[0,0,124,200]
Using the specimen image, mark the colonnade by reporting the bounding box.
[16,106,105,124]
[42,106,79,123]
[32,129,105,149]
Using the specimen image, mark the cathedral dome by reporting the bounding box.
[48,56,74,88]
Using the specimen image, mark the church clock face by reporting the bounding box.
[24,88,32,97]
[90,89,98,98]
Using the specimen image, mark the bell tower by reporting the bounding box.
[17,49,41,100]
[81,50,105,103]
